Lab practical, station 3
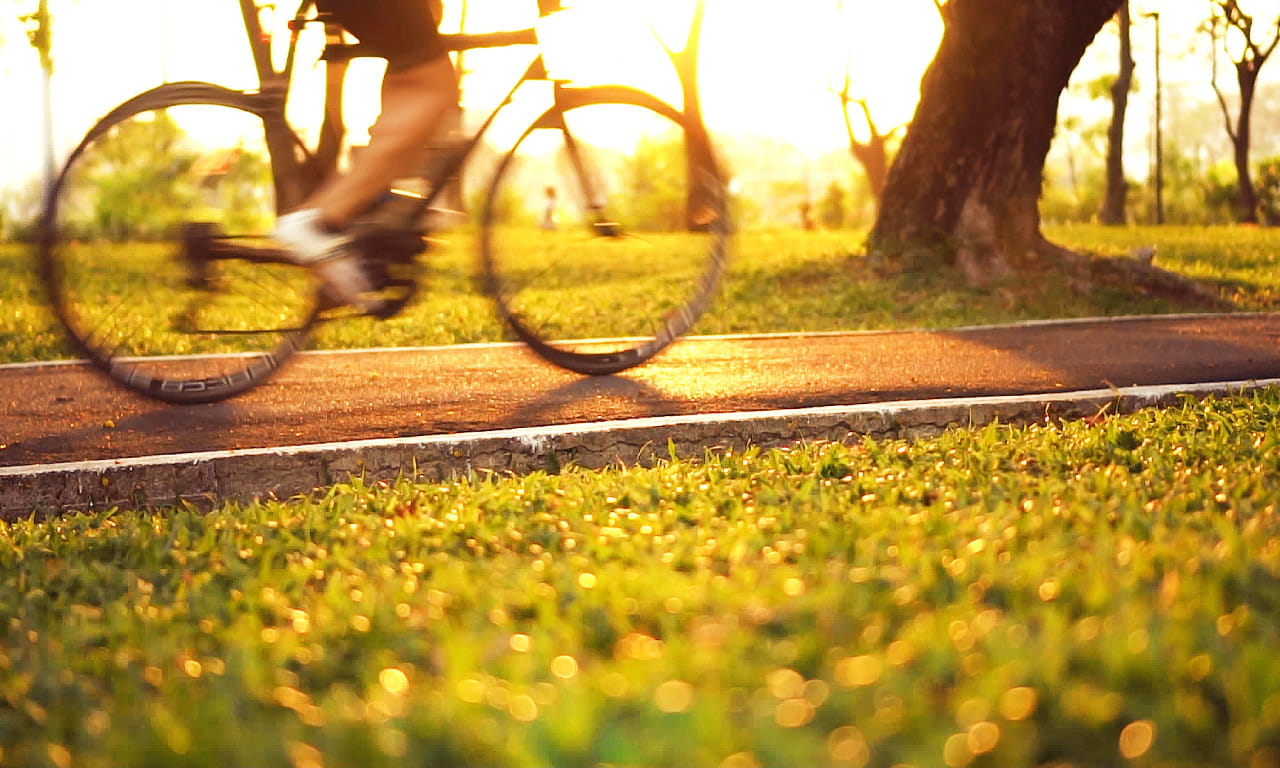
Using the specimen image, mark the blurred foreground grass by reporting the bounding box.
[3,224,1278,364]
[2,390,1280,766]
[3,225,1279,765]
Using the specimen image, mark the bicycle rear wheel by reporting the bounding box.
[38,85,319,404]
[480,87,729,375]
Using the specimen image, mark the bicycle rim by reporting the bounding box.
[39,96,317,403]
[480,91,729,375]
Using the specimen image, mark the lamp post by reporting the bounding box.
[1145,10,1163,225]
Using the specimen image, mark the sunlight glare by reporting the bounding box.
[1,0,950,192]
[537,3,682,99]
[822,2,943,141]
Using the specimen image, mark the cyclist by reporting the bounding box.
[274,0,460,310]
[276,0,565,310]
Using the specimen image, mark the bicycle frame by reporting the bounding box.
[232,0,599,223]
[39,0,725,403]
[239,0,300,89]
[235,0,344,210]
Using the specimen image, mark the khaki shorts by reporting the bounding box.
[316,0,445,71]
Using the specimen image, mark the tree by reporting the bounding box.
[63,113,271,240]
[869,0,1121,283]
[621,134,694,232]
[1099,2,1134,225]
[831,0,904,215]
[1206,0,1280,224]
[816,180,848,228]
[1044,113,1108,221]
[653,0,721,231]
[832,69,895,217]
[1256,155,1280,224]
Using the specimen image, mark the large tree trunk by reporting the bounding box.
[1099,2,1134,225]
[869,0,1120,283]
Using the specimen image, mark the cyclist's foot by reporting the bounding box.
[275,209,377,311]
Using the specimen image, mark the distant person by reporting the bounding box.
[541,186,558,230]
[800,200,815,231]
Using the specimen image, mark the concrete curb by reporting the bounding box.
[3,378,1278,519]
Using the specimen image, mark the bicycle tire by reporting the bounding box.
[479,86,729,376]
[38,82,321,404]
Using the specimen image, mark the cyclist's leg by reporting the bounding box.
[306,55,458,227]
[278,0,458,308]
[307,0,458,227]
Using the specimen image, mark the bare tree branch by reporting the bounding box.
[1206,0,1279,222]
[1209,16,1241,144]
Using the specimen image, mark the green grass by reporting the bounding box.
[3,224,1279,364]
[1046,224,1280,309]
[3,391,1280,766]
[4,226,1280,765]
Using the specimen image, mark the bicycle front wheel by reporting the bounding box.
[38,84,319,404]
[480,87,729,375]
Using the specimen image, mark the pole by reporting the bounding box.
[41,62,54,190]
[1148,11,1163,225]
[31,0,56,191]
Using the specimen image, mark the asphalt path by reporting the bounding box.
[2,313,1279,469]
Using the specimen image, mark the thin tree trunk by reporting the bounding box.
[833,1,894,217]
[1234,65,1260,223]
[665,0,720,230]
[1100,2,1133,225]
[869,0,1120,283]
[838,93,891,216]
[1207,2,1280,225]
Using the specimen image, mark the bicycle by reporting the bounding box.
[37,0,729,404]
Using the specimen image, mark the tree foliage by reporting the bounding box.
[816,180,848,229]
[65,113,272,240]
[1255,155,1280,224]
[619,133,688,232]
[18,0,52,71]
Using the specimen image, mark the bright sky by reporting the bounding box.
[0,0,944,197]
[1,1,1272,200]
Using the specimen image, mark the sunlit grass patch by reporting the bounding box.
[1047,223,1280,311]
[0,244,70,363]
[4,225,1277,364]
[2,389,1279,766]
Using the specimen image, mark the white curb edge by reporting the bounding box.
[3,378,1277,519]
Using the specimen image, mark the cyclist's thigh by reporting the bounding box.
[317,0,446,71]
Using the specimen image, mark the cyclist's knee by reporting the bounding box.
[382,56,458,103]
